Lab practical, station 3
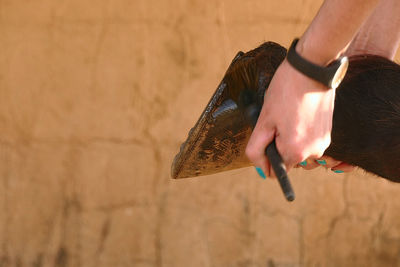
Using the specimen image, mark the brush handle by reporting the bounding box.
[265,141,295,201]
[246,104,295,202]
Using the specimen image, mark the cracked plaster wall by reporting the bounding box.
[0,0,400,266]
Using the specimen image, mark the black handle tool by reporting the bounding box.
[245,102,295,202]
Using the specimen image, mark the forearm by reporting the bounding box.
[345,0,400,59]
[296,0,379,64]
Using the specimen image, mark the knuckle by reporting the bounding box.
[312,139,331,159]
[293,143,306,158]
[312,151,324,159]
[284,143,306,164]
[291,152,305,165]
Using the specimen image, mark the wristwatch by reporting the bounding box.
[287,38,349,89]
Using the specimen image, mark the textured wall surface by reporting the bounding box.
[1,1,400,267]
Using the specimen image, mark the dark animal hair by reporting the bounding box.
[325,55,400,182]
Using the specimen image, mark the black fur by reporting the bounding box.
[326,55,400,182]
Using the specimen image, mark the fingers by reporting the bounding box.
[296,155,355,173]
[331,162,355,172]
[296,158,320,170]
[316,156,342,169]
[245,112,275,177]
[255,157,291,179]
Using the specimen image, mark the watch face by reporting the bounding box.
[331,57,349,89]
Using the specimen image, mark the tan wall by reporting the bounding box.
[1,1,400,266]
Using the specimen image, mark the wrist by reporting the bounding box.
[286,38,349,89]
[295,37,343,66]
[281,60,330,92]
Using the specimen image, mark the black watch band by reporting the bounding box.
[287,38,348,89]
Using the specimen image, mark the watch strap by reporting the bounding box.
[287,38,342,88]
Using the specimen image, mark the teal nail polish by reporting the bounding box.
[255,167,266,179]
[333,170,344,173]
[299,160,307,166]
[316,159,327,165]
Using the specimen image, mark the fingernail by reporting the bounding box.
[333,170,344,174]
[255,167,266,179]
[299,160,307,166]
[316,159,327,166]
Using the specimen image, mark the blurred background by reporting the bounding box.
[1,0,400,266]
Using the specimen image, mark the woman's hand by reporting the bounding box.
[245,59,336,177]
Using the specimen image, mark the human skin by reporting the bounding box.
[300,0,400,173]
[245,0,380,177]
[346,0,400,60]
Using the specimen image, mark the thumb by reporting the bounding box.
[245,116,275,177]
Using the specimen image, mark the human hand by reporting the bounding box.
[295,155,355,173]
[246,59,336,177]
